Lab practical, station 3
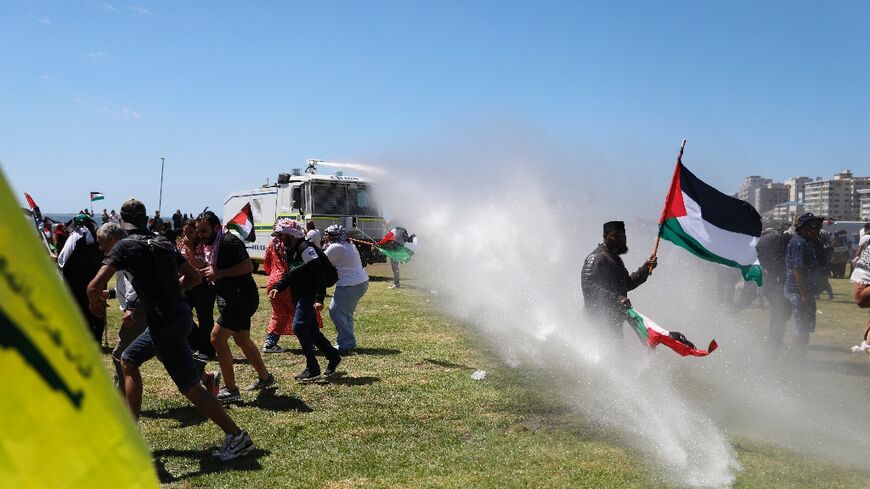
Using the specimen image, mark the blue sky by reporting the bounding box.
[2,1,868,215]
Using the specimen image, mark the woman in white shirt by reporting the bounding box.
[323,225,369,354]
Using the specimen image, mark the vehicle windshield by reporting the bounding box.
[309,181,380,217]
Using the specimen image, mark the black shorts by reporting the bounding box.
[121,323,199,393]
[216,285,259,332]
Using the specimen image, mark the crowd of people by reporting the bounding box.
[46,199,870,461]
[51,198,373,461]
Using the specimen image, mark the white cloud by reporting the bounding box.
[119,107,143,119]
[82,51,110,59]
[127,6,149,14]
[29,14,51,24]
[102,4,119,13]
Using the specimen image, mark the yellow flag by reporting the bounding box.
[0,166,158,488]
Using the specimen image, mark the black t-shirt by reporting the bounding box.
[214,232,257,297]
[103,231,187,326]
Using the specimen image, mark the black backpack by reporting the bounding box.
[304,241,338,288]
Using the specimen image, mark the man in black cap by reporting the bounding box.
[86,199,254,461]
[582,221,657,338]
[784,212,824,356]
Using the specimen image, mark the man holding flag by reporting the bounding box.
[582,221,657,338]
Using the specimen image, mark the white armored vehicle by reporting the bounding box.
[223,159,386,267]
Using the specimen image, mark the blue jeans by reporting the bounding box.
[784,289,816,335]
[329,281,369,350]
[293,295,339,374]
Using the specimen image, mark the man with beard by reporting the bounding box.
[196,211,274,402]
[87,199,253,461]
[581,221,657,338]
[269,220,342,381]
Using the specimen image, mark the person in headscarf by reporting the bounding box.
[323,224,369,354]
[261,218,325,353]
[269,220,342,381]
[57,213,106,342]
[581,220,657,338]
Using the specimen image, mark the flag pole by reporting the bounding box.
[649,139,686,273]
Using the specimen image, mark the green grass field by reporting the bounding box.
[102,264,870,488]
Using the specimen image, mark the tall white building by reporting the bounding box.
[738,176,772,202]
[784,176,812,202]
[751,182,790,214]
[803,170,870,220]
[858,188,870,221]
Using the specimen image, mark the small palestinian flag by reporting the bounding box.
[658,146,763,285]
[627,308,717,357]
[90,191,105,202]
[377,228,417,263]
[227,203,256,242]
[24,192,42,221]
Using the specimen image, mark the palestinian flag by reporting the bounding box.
[377,228,417,263]
[658,147,763,285]
[226,203,256,242]
[627,308,717,357]
[90,192,105,202]
[24,192,42,221]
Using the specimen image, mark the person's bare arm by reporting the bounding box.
[87,265,117,318]
[200,258,253,282]
[178,261,204,290]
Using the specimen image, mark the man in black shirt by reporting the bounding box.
[270,220,341,381]
[57,214,106,342]
[87,199,254,461]
[755,226,793,351]
[196,211,274,402]
[581,220,657,338]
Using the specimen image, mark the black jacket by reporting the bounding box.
[272,240,327,303]
[755,232,791,288]
[581,243,650,324]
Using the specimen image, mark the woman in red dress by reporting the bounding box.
[262,218,323,352]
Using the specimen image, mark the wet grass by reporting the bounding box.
[102,265,870,488]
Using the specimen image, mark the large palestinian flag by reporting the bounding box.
[627,308,717,357]
[226,203,256,242]
[658,154,763,285]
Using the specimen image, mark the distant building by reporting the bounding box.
[803,170,870,220]
[738,176,772,203]
[784,176,812,202]
[767,200,805,226]
[859,189,870,221]
[751,182,789,214]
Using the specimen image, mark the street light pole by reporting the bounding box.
[158,156,165,214]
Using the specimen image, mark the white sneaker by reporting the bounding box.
[212,430,254,461]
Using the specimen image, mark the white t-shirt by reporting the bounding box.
[324,242,369,287]
[859,234,870,248]
[306,229,322,248]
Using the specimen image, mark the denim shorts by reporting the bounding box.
[121,320,199,393]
